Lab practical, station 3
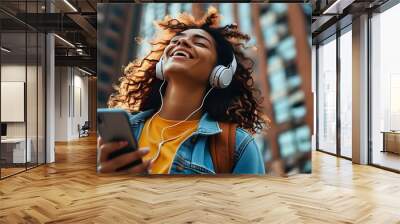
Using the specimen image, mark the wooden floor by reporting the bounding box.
[1,167,26,178]
[372,150,400,171]
[1,163,44,178]
[0,136,400,223]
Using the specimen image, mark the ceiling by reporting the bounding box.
[0,0,97,73]
[0,0,396,74]
[311,0,390,44]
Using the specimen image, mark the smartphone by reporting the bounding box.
[97,108,141,171]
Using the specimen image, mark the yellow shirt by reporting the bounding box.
[139,114,199,174]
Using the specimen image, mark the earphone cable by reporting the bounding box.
[146,80,214,162]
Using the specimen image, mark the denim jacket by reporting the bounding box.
[128,109,265,175]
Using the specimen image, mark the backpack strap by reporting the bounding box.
[210,122,237,173]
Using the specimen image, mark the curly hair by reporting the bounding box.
[108,7,266,134]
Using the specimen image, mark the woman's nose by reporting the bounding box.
[176,37,191,48]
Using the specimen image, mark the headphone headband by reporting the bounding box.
[156,53,237,89]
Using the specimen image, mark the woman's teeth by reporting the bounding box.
[172,50,190,58]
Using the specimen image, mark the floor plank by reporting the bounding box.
[0,135,399,223]
[372,150,400,171]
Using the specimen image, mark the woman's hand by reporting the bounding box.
[97,136,152,174]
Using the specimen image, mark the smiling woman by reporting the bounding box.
[99,7,267,175]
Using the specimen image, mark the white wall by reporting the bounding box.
[1,63,45,164]
[72,73,89,138]
[55,66,69,141]
[1,65,40,138]
[1,65,26,140]
[54,67,89,141]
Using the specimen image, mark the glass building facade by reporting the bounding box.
[314,0,400,172]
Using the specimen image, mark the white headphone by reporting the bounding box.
[155,53,237,89]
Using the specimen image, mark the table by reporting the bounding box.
[1,138,32,163]
[381,131,400,154]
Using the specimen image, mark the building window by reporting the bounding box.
[371,3,400,171]
[339,28,352,158]
[317,36,337,154]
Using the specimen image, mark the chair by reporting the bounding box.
[78,121,90,138]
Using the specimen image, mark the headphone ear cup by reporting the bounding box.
[219,69,233,88]
[156,58,164,80]
[209,65,233,89]
[209,65,223,88]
